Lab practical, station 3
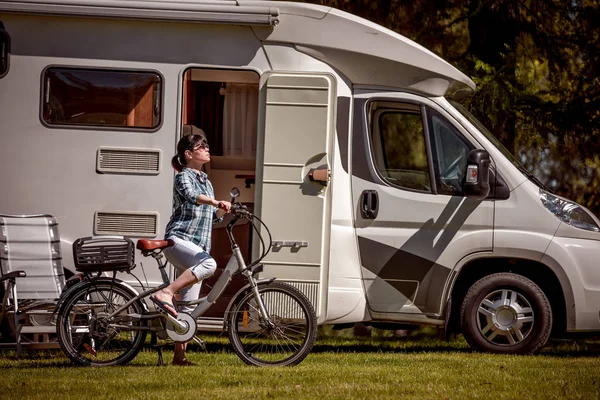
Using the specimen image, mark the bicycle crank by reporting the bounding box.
[165,312,197,343]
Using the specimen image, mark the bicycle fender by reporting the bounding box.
[54,277,146,313]
[222,278,277,331]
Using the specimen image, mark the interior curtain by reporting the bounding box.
[193,82,223,154]
[223,83,258,158]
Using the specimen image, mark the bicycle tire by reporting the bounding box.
[56,281,147,366]
[227,281,317,366]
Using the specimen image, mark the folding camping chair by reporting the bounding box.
[0,214,66,355]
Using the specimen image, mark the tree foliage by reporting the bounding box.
[283,0,600,216]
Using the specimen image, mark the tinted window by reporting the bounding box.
[0,28,9,78]
[428,108,473,196]
[42,68,161,129]
[371,104,432,192]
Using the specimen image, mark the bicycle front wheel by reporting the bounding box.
[227,281,317,366]
[56,281,147,366]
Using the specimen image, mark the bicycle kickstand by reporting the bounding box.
[156,345,165,366]
[192,335,206,351]
[151,333,166,366]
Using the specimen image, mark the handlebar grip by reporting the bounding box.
[230,203,250,216]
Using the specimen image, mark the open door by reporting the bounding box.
[255,72,336,321]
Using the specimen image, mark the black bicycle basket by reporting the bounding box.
[73,236,135,272]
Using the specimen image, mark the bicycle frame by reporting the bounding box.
[103,209,273,332]
[56,196,318,367]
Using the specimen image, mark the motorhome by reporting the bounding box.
[1,0,600,354]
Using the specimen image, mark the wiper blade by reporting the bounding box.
[515,164,552,193]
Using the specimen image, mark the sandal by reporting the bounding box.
[172,358,196,366]
[150,296,178,317]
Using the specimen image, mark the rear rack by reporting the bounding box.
[73,236,135,272]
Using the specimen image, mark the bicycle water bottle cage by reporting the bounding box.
[73,236,135,272]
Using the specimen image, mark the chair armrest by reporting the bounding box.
[0,270,26,282]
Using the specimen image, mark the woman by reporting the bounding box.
[151,131,231,365]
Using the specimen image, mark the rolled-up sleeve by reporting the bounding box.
[174,173,200,204]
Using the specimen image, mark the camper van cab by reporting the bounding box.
[1,0,600,355]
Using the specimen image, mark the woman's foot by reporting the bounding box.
[172,357,195,366]
[151,289,178,316]
[173,345,192,365]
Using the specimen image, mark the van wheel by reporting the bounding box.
[460,273,552,354]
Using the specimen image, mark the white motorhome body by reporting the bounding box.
[1,0,600,353]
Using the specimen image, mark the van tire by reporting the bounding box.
[460,273,552,354]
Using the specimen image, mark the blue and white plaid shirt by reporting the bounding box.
[164,167,220,252]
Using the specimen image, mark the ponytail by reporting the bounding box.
[171,155,183,172]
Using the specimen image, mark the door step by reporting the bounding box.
[195,317,224,332]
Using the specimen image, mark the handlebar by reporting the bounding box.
[230,202,249,217]
[225,198,271,270]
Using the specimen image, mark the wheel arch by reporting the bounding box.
[445,255,574,337]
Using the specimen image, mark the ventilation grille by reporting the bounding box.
[277,281,319,315]
[94,212,158,237]
[97,147,161,174]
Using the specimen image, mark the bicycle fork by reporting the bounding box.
[244,270,275,329]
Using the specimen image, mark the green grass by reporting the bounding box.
[1,329,600,400]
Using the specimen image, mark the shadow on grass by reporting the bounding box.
[2,332,600,368]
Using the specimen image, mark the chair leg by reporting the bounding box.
[15,313,22,357]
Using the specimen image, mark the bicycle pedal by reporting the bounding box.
[83,343,97,357]
[192,336,206,351]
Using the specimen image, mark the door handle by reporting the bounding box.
[360,190,379,219]
[308,164,329,186]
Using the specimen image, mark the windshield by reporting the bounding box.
[448,100,550,191]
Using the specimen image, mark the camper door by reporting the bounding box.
[255,72,336,322]
[351,91,494,318]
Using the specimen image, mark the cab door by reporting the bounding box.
[351,91,494,318]
[255,72,336,321]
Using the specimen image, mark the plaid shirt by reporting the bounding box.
[164,167,220,252]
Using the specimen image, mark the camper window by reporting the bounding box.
[371,104,432,193]
[41,68,162,130]
[426,108,474,196]
[0,28,9,79]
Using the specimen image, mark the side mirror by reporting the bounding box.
[230,187,240,202]
[463,149,491,200]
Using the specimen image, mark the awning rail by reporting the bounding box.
[0,0,280,26]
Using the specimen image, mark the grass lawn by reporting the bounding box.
[1,329,599,400]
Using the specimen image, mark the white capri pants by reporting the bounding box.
[163,236,217,313]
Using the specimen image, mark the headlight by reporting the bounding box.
[540,189,600,232]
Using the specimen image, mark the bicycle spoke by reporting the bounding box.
[228,284,316,366]
[57,283,147,366]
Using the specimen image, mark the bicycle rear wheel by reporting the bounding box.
[227,281,317,366]
[56,281,147,366]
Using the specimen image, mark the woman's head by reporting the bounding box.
[171,132,210,172]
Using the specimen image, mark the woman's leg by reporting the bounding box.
[151,237,217,365]
[153,237,217,315]
[152,269,197,315]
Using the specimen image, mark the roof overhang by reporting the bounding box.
[246,1,476,97]
[0,0,476,96]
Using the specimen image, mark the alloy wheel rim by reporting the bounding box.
[476,289,535,346]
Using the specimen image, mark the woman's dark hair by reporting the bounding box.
[171,133,207,172]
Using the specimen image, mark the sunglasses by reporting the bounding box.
[192,139,209,151]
